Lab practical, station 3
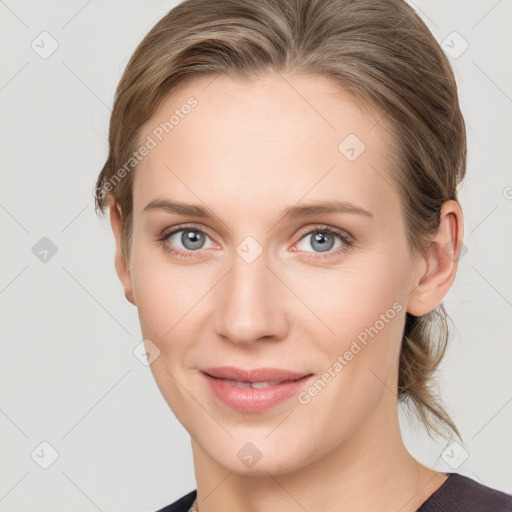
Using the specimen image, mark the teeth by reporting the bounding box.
[250,380,282,389]
[222,379,283,388]
[222,379,252,388]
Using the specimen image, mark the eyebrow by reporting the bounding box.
[143,198,373,221]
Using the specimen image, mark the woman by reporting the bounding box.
[94,0,512,510]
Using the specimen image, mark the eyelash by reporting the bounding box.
[157,224,354,260]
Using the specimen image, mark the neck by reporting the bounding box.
[190,393,446,512]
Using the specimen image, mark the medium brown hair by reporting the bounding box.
[95,0,466,439]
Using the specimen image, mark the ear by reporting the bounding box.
[107,196,136,306]
[406,200,464,316]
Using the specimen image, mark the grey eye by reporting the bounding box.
[168,229,213,251]
[296,231,344,253]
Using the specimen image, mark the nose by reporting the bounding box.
[213,249,289,345]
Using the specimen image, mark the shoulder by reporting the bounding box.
[154,489,197,512]
[417,473,512,512]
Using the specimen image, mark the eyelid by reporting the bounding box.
[160,223,353,241]
[160,223,215,240]
[294,224,353,243]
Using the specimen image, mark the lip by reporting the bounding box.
[202,366,311,383]
[201,366,314,413]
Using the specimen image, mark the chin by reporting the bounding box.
[202,436,318,477]
[226,456,304,477]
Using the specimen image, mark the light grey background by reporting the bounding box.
[0,1,511,510]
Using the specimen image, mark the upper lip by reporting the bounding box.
[202,366,312,383]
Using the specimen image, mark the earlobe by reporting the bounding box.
[107,196,136,306]
[406,200,464,317]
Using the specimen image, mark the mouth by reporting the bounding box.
[200,367,314,413]
[206,377,300,389]
[201,366,312,382]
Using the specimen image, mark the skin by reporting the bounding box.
[108,72,463,512]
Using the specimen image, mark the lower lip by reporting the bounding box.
[202,372,314,413]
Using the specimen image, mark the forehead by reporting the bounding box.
[133,72,400,224]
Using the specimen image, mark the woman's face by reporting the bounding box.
[122,72,424,475]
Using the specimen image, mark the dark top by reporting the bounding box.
[155,472,512,512]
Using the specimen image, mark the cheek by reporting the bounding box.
[287,252,406,339]
[292,253,407,403]
[132,266,174,341]
[130,251,210,422]
[129,235,208,337]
